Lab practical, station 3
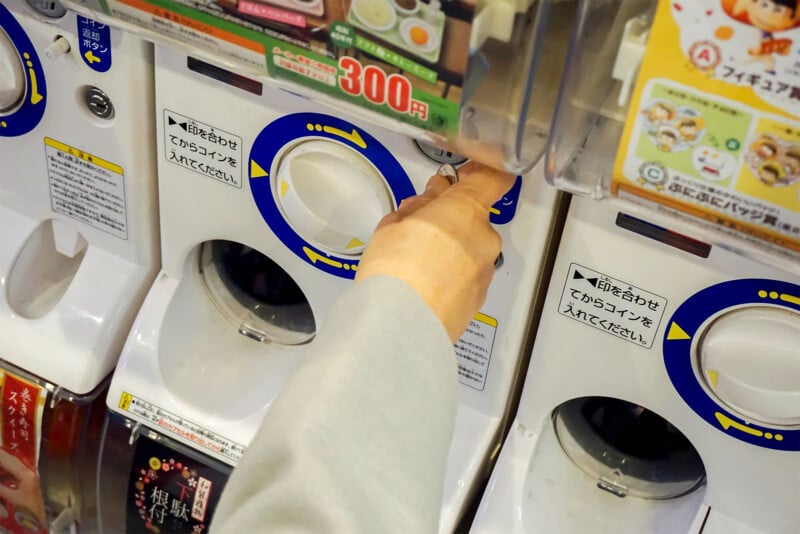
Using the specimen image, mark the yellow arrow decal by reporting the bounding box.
[706,369,719,389]
[84,50,101,64]
[323,126,367,149]
[715,412,763,437]
[780,293,800,306]
[489,207,501,215]
[667,322,691,341]
[303,247,343,269]
[251,160,269,178]
[346,237,365,250]
[23,53,43,105]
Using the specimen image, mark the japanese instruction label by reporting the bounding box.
[127,433,230,533]
[163,110,242,189]
[559,264,667,349]
[118,392,246,465]
[613,0,800,253]
[455,313,497,391]
[0,371,47,534]
[45,137,128,239]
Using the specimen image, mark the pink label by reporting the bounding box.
[238,1,307,28]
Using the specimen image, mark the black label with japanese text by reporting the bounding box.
[559,263,668,349]
[127,435,230,533]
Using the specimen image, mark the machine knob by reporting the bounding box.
[0,28,25,113]
[274,139,395,255]
[699,306,800,426]
[44,36,71,59]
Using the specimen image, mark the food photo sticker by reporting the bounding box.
[0,372,47,534]
[100,0,491,133]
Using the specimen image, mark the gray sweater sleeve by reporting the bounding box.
[210,275,458,533]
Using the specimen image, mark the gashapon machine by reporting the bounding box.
[60,0,573,174]
[473,0,800,532]
[57,1,583,533]
[0,0,159,532]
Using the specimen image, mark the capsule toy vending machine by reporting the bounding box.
[473,0,800,533]
[57,0,577,532]
[0,0,159,531]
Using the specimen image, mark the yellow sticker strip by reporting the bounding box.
[45,137,123,175]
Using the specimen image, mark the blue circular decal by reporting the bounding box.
[249,112,415,279]
[0,3,47,137]
[664,278,800,451]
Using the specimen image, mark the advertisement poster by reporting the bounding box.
[0,372,47,534]
[98,0,476,134]
[127,435,230,533]
[613,0,800,253]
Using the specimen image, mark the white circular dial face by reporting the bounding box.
[273,139,394,255]
[0,28,25,113]
[698,306,800,426]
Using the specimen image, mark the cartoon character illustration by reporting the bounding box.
[656,125,680,152]
[781,148,800,173]
[729,0,799,74]
[643,101,677,126]
[642,99,706,152]
[677,116,705,142]
[752,136,779,160]
[745,132,800,186]
[757,161,784,184]
[692,146,737,181]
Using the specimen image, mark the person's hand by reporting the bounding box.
[356,162,515,343]
[0,449,46,531]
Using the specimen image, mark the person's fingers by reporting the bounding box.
[450,162,516,210]
[0,449,26,479]
[424,173,453,197]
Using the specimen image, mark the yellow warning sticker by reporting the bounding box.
[44,137,128,239]
[455,312,499,391]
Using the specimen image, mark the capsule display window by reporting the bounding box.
[61,0,577,173]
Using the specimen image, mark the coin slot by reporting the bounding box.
[553,396,706,500]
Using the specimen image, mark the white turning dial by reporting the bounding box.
[698,306,800,426]
[274,139,394,255]
[0,28,25,113]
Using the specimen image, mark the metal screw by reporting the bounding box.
[84,87,114,119]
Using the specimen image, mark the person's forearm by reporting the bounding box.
[211,275,458,533]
